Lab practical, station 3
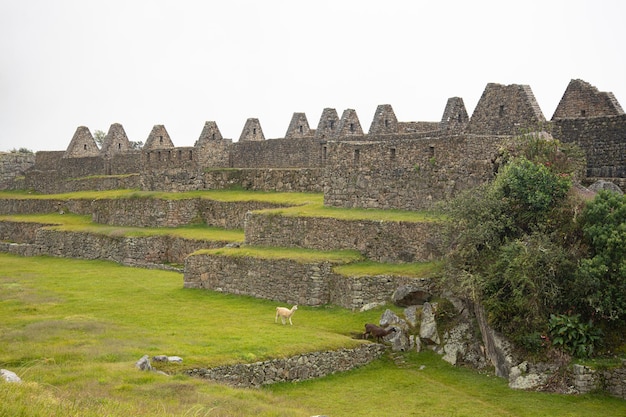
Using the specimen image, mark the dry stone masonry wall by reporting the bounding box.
[185,344,386,388]
[244,212,443,263]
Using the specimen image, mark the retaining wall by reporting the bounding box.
[0,199,94,215]
[185,344,386,388]
[244,212,443,263]
[91,198,287,228]
[0,222,227,267]
[573,363,626,399]
[184,254,335,306]
[183,252,427,309]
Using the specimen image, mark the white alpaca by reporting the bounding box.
[275,305,298,325]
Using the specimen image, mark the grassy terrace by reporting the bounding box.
[0,212,245,242]
[0,189,444,223]
[2,254,625,417]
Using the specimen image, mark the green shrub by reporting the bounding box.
[548,314,602,358]
[568,191,626,321]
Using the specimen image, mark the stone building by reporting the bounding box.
[6,79,624,202]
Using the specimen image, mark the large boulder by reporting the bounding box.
[419,302,441,345]
[588,180,623,195]
[379,309,411,351]
[392,282,432,307]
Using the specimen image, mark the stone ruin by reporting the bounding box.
[1,79,623,199]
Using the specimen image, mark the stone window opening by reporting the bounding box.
[178,150,182,159]
[581,109,586,117]
[322,146,327,162]
[157,151,161,161]
[499,105,505,117]
[390,147,396,160]
[83,144,87,150]
[253,128,257,136]
[429,146,435,157]
[299,125,303,133]
[147,152,151,161]
[384,119,389,127]
[159,136,163,143]
[458,114,462,123]
[329,120,335,130]
[212,133,216,140]
[350,123,355,132]
[354,149,360,164]
[189,150,193,160]
[118,143,121,150]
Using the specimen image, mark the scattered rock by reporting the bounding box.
[508,361,548,390]
[419,302,440,345]
[135,355,153,371]
[404,305,419,327]
[1,369,21,383]
[168,356,183,363]
[359,301,385,312]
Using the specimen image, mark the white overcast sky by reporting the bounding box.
[1,0,625,152]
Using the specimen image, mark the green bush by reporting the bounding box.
[569,191,626,321]
[548,314,602,358]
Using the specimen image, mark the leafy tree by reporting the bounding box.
[129,140,144,150]
[10,147,33,154]
[568,191,626,321]
[93,129,106,148]
[443,144,579,347]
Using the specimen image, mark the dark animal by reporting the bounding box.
[363,323,396,342]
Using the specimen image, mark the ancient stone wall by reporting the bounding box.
[323,135,505,210]
[552,79,624,119]
[185,344,386,388]
[0,221,48,243]
[184,254,335,306]
[330,274,428,310]
[244,212,442,263]
[230,137,323,168]
[573,363,626,400]
[553,114,626,178]
[0,223,225,267]
[469,83,545,135]
[0,198,94,215]
[26,172,141,194]
[183,252,425,309]
[202,168,324,193]
[0,152,35,190]
[91,198,286,229]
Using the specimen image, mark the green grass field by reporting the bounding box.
[1,254,625,416]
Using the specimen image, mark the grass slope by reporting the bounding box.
[1,254,625,417]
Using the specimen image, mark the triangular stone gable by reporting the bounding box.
[100,123,131,155]
[144,125,175,149]
[284,113,312,139]
[195,121,224,146]
[336,109,364,138]
[64,126,100,158]
[314,108,340,140]
[368,104,398,135]
[440,97,469,132]
[469,83,546,135]
[238,118,265,142]
[552,79,625,120]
